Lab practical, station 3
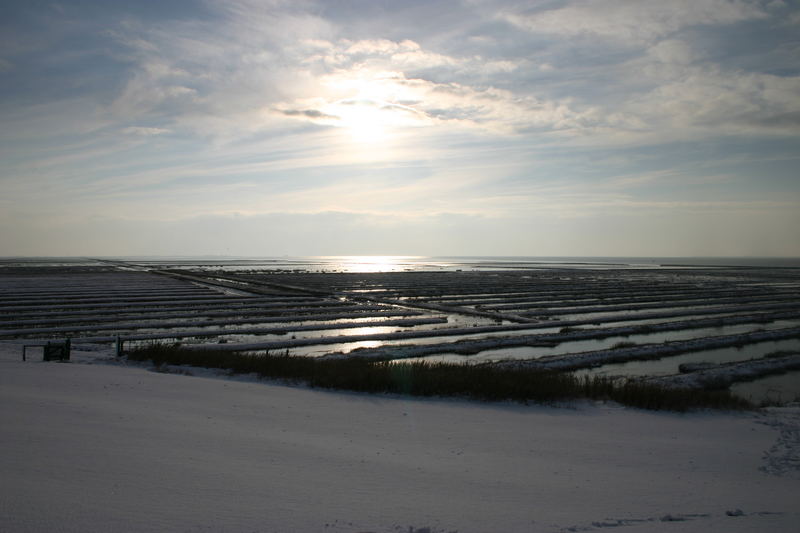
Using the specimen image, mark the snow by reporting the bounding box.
[1,342,798,532]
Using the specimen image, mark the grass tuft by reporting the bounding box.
[126,344,751,412]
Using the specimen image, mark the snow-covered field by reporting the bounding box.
[1,342,799,533]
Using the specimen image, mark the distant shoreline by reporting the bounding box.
[2,255,800,269]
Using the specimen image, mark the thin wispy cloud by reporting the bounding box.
[501,0,769,44]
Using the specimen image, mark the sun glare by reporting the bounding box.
[319,74,426,152]
[336,103,393,145]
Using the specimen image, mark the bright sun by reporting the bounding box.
[320,75,423,149]
[336,102,393,145]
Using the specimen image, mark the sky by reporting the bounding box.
[1,0,799,257]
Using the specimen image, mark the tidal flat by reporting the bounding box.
[1,256,799,404]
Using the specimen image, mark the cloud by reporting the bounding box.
[121,126,171,136]
[343,38,421,56]
[624,62,800,137]
[277,108,339,120]
[272,60,614,137]
[301,36,526,78]
[93,8,597,142]
[1,0,799,257]
[108,53,200,120]
[502,0,769,44]
[10,2,799,147]
[646,39,695,65]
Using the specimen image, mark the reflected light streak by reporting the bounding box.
[318,255,423,272]
[341,326,397,336]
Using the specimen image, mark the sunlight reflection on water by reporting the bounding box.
[313,256,428,273]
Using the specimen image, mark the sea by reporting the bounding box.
[117,255,800,273]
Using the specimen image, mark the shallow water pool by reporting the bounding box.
[572,338,800,379]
